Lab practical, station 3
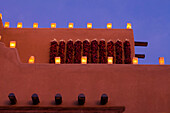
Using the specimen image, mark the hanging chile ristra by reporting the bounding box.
[83,40,90,63]
[107,40,114,63]
[49,39,58,63]
[58,40,65,64]
[74,40,82,63]
[115,40,122,64]
[66,40,74,63]
[91,40,98,63]
[124,40,132,64]
[99,40,107,63]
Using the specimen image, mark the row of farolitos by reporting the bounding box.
[8,93,108,105]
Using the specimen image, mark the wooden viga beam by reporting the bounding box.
[135,42,148,47]
[135,54,145,59]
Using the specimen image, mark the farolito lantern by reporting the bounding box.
[33,23,38,28]
[55,57,61,64]
[81,56,87,64]
[29,56,35,64]
[68,23,74,28]
[159,57,165,65]
[4,22,10,28]
[87,23,92,28]
[0,13,2,19]
[51,23,56,28]
[10,41,16,48]
[127,23,132,29]
[107,23,112,29]
[17,22,22,28]
[133,57,138,64]
[108,57,113,64]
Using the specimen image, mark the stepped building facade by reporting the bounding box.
[0,14,170,113]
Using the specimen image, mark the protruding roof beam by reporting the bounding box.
[135,54,145,59]
[135,41,148,47]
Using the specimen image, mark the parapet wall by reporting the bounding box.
[0,18,135,63]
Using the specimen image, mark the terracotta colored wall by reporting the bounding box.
[0,43,170,113]
[1,26,135,63]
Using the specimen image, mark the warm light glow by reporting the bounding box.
[51,23,56,28]
[4,22,10,28]
[107,23,112,29]
[0,35,1,40]
[17,22,22,28]
[159,57,165,65]
[87,23,92,28]
[68,23,74,28]
[81,56,87,64]
[133,57,138,64]
[108,57,113,64]
[0,13,2,19]
[55,57,61,64]
[33,23,38,28]
[127,23,132,29]
[10,41,16,48]
[29,56,35,64]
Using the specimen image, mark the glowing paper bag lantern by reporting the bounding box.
[29,56,35,64]
[17,22,22,28]
[159,57,165,65]
[10,41,16,48]
[55,57,61,64]
[87,23,92,28]
[51,23,56,28]
[0,13,2,19]
[4,22,10,28]
[68,23,74,28]
[33,23,38,28]
[127,23,132,29]
[108,57,113,64]
[107,23,112,29]
[81,56,87,64]
[133,57,138,64]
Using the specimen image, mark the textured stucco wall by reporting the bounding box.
[0,24,135,63]
[0,43,170,113]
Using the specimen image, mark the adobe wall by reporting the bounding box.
[0,17,135,63]
[0,43,170,113]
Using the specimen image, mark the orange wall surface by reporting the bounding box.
[1,27,135,63]
[0,43,170,113]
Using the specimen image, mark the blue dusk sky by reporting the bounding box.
[0,0,170,64]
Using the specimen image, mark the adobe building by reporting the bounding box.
[0,13,170,113]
